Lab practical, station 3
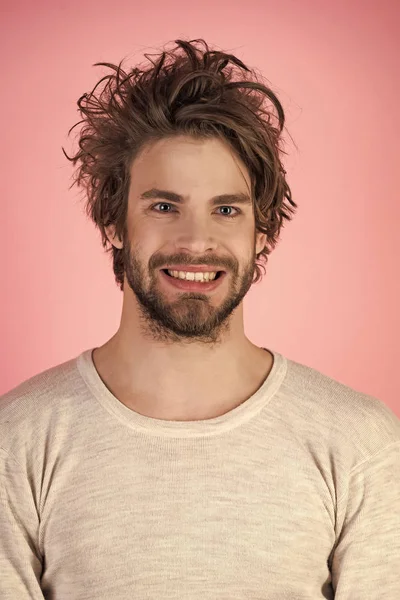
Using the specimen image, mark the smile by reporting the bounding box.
[160,269,226,292]
[165,269,221,282]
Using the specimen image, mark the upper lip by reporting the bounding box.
[161,265,225,272]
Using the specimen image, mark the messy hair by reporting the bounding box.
[63,38,297,290]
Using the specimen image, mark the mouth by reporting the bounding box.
[159,269,227,292]
[161,269,224,281]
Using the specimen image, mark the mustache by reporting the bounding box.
[149,255,236,272]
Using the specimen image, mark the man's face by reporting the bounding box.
[111,135,266,345]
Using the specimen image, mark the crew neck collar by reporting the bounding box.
[76,346,287,438]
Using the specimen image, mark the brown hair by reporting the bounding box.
[63,38,297,290]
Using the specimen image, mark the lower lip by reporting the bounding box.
[160,270,227,292]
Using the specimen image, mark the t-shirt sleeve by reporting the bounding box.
[0,448,45,599]
[331,441,400,598]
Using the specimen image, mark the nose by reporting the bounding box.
[173,214,218,255]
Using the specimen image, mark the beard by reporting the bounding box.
[122,237,257,346]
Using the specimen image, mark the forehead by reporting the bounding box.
[129,135,252,195]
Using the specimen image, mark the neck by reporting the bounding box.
[92,302,273,421]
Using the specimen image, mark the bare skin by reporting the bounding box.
[92,135,274,421]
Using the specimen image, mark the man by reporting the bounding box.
[1,38,399,599]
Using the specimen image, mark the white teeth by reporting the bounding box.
[167,270,217,282]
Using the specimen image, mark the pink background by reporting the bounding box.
[1,0,399,416]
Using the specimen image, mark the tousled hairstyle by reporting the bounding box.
[63,38,297,290]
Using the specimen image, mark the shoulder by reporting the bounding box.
[1,355,80,408]
[283,355,400,457]
[0,353,86,453]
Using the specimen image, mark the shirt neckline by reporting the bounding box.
[76,346,288,438]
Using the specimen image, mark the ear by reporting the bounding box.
[105,224,123,249]
[255,231,267,256]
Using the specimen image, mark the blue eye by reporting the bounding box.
[151,203,240,218]
[218,206,240,218]
[154,203,175,212]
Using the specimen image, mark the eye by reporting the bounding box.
[150,203,241,218]
[151,202,177,213]
[217,206,241,218]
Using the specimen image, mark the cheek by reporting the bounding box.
[127,218,156,251]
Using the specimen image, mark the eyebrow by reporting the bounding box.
[139,188,253,207]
